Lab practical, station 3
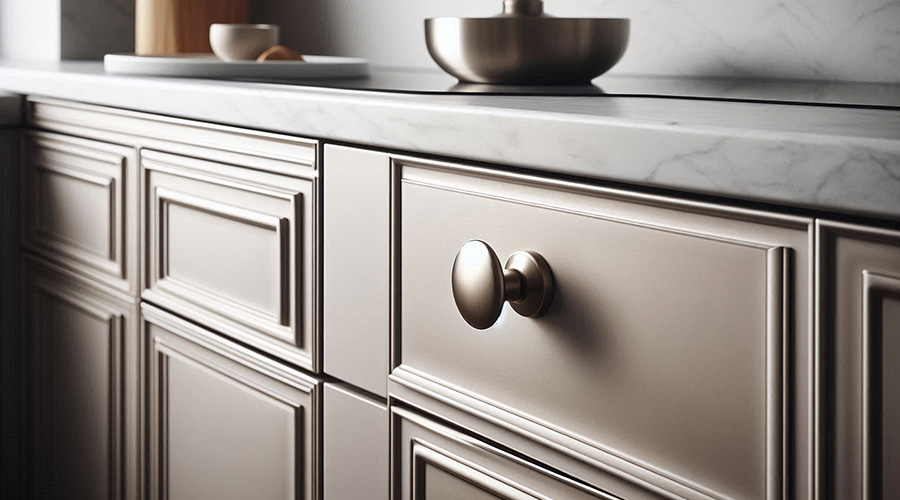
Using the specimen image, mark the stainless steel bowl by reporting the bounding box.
[425,0,630,85]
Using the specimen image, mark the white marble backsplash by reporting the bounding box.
[251,0,900,83]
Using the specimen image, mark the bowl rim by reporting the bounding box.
[210,23,280,30]
[425,17,630,23]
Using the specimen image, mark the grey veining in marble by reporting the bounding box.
[252,0,900,83]
[0,60,898,222]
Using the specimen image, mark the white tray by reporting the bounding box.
[104,53,370,80]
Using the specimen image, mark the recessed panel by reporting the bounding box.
[39,294,113,500]
[166,354,298,500]
[166,201,284,319]
[143,149,315,369]
[24,134,136,294]
[26,265,137,500]
[37,167,113,259]
[144,304,319,500]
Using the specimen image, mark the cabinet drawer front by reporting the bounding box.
[25,261,139,500]
[143,150,315,369]
[394,160,811,500]
[394,407,617,500]
[23,132,138,294]
[143,304,319,500]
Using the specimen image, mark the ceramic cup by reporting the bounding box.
[209,24,280,61]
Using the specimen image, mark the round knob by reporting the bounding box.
[451,240,554,329]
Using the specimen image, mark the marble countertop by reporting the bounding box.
[0,60,898,221]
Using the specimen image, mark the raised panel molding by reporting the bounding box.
[143,303,320,500]
[395,406,618,500]
[154,186,293,332]
[23,132,138,295]
[412,440,541,500]
[33,162,117,262]
[142,149,315,370]
[25,262,139,500]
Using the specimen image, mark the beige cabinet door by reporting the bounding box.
[143,303,319,500]
[816,221,900,500]
[25,260,140,500]
[142,149,316,370]
[393,158,812,500]
[22,131,139,295]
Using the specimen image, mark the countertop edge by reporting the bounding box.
[0,62,898,222]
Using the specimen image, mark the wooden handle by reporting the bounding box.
[136,0,248,55]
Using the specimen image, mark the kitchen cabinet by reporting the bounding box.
[816,222,900,500]
[142,148,316,370]
[22,131,139,295]
[20,98,323,500]
[143,303,320,500]
[24,258,140,500]
[10,95,900,500]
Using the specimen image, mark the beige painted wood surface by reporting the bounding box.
[394,406,617,500]
[323,384,388,500]
[323,145,391,396]
[142,149,316,370]
[27,98,318,171]
[394,157,812,500]
[22,132,139,296]
[136,0,247,55]
[25,259,139,500]
[143,303,319,500]
[816,222,900,500]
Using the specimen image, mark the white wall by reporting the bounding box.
[0,0,61,60]
[0,0,132,60]
[251,0,900,83]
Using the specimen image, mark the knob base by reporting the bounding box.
[505,251,554,318]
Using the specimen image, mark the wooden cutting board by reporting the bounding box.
[135,0,248,55]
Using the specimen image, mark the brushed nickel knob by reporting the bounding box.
[451,240,554,329]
